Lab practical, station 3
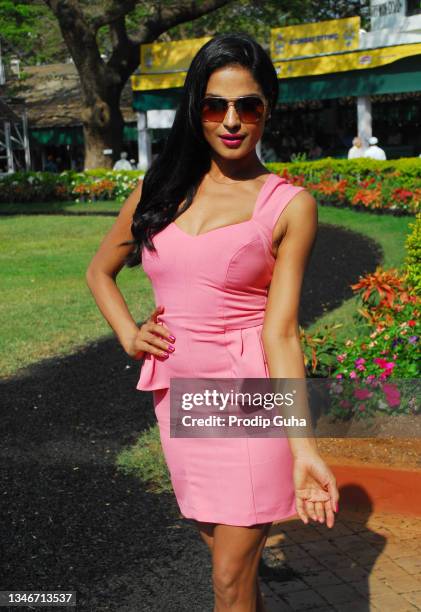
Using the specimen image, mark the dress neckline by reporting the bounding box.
[171,172,279,239]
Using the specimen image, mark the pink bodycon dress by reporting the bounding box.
[136,172,306,526]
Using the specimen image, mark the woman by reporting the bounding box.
[86,33,339,612]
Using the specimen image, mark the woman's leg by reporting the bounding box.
[211,522,272,612]
[196,520,215,554]
[195,521,267,611]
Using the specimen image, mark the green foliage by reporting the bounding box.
[0,0,371,66]
[404,212,421,296]
[0,1,66,64]
[267,157,421,183]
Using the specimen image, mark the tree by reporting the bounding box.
[1,0,370,168]
[37,0,235,169]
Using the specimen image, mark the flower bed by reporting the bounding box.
[300,213,420,421]
[269,158,421,215]
[1,158,420,213]
[0,170,142,204]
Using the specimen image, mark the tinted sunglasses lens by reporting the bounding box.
[236,97,265,123]
[201,98,227,122]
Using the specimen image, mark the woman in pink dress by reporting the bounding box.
[86,33,339,612]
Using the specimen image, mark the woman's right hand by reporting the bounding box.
[125,305,176,361]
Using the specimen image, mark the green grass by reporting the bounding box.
[0,202,414,492]
[0,199,122,215]
[116,425,172,494]
[0,214,155,378]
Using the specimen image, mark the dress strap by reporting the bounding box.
[255,174,307,235]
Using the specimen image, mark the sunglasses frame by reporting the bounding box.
[200,95,269,124]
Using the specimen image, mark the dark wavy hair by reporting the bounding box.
[121,32,279,268]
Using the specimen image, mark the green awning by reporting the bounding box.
[29,123,138,146]
[30,126,84,146]
[132,88,183,112]
[132,54,421,109]
[278,54,421,102]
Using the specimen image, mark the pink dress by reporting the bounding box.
[136,172,306,526]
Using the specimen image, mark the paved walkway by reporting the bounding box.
[260,509,421,611]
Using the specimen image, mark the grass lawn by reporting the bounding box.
[0,213,155,378]
[0,199,122,215]
[1,201,414,491]
[0,202,413,378]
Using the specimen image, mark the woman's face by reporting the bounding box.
[200,64,270,159]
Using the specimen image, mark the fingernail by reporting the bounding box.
[167,345,175,352]
[162,352,169,358]
[169,335,176,342]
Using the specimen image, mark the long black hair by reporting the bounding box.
[121,32,279,268]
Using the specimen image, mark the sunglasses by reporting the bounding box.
[200,95,267,124]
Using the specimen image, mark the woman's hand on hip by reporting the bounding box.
[293,452,339,529]
[125,305,176,361]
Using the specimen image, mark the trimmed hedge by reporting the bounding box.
[1,158,420,213]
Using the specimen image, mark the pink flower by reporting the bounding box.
[373,357,388,368]
[359,404,366,412]
[336,353,347,363]
[354,388,372,400]
[336,373,343,379]
[355,357,366,371]
[340,399,352,408]
[349,371,358,379]
[383,383,401,407]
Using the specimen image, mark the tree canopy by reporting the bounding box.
[1,0,370,66]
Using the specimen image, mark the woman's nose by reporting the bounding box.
[223,104,241,127]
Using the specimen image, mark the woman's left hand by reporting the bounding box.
[293,453,339,528]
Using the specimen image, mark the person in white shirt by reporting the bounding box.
[113,151,133,170]
[347,136,365,159]
[364,136,387,160]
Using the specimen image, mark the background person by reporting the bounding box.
[364,136,387,160]
[113,151,133,170]
[347,136,365,159]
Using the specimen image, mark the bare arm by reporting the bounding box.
[262,189,318,457]
[85,180,174,358]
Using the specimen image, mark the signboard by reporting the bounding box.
[140,36,211,74]
[270,16,360,61]
[274,41,421,78]
[131,36,211,91]
[370,0,406,30]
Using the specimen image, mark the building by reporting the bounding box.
[0,40,31,173]
[131,4,421,164]
[5,60,141,171]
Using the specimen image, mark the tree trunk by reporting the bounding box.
[81,96,125,170]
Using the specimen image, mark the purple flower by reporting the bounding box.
[408,335,418,344]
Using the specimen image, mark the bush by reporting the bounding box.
[1,159,420,212]
[404,212,421,296]
[268,158,421,214]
